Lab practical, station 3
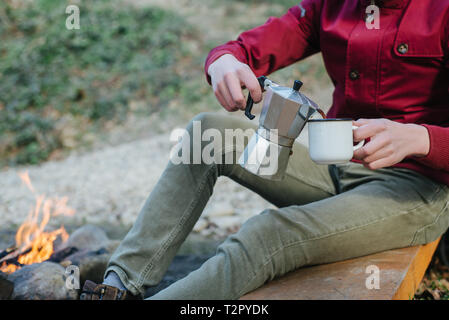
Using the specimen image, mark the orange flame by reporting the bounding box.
[0,172,75,273]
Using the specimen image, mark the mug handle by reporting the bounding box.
[352,126,365,151]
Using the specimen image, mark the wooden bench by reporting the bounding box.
[241,238,440,300]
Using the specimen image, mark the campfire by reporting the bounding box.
[0,172,75,273]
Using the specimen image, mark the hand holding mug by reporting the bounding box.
[352,118,430,170]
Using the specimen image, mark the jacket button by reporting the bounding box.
[397,43,409,54]
[349,70,360,80]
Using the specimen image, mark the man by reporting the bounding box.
[81,0,449,300]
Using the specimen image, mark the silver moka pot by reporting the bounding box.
[238,76,322,180]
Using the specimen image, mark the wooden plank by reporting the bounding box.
[241,238,440,300]
[392,238,440,300]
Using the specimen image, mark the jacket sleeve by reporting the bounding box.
[414,124,449,172]
[413,17,449,173]
[204,0,322,84]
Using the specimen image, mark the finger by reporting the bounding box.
[362,146,393,164]
[218,82,238,112]
[238,67,262,103]
[353,118,372,127]
[364,156,396,170]
[353,136,390,161]
[214,89,229,111]
[224,72,246,110]
[353,122,385,142]
[214,83,232,111]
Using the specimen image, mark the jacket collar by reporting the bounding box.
[362,0,409,9]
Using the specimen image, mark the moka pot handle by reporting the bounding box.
[245,76,267,120]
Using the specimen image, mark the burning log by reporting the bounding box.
[0,245,78,273]
[0,171,75,274]
[48,246,78,263]
[0,247,31,269]
[0,246,17,260]
[0,172,124,300]
[0,247,28,264]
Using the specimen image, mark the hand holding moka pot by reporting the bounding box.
[238,76,324,181]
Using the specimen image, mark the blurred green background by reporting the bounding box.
[0,0,331,166]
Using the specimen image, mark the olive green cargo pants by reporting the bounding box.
[105,112,449,299]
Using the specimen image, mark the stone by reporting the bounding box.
[0,271,14,300]
[59,224,109,252]
[63,240,120,285]
[193,218,209,232]
[7,262,78,300]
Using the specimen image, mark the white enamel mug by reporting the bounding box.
[308,118,365,165]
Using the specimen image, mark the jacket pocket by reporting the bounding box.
[393,1,445,59]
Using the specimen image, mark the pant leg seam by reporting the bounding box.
[136,165,217,288]
[293,183,446,247]
[236,209,409,298]
[284,170,335,196]
[410,199,449,246]
[236,187,444,298]
[282,183,445,249]
[237,211,408,298]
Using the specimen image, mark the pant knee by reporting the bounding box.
[218,210,286,268]
[189,112,225,135]
[213,210,299,296]
[225,208,313,269]
[184,113,247,174]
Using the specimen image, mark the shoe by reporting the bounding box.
[80,280,140,300]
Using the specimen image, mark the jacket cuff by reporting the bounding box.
[414,124,449,171]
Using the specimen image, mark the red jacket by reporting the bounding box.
[205,0,449,186]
